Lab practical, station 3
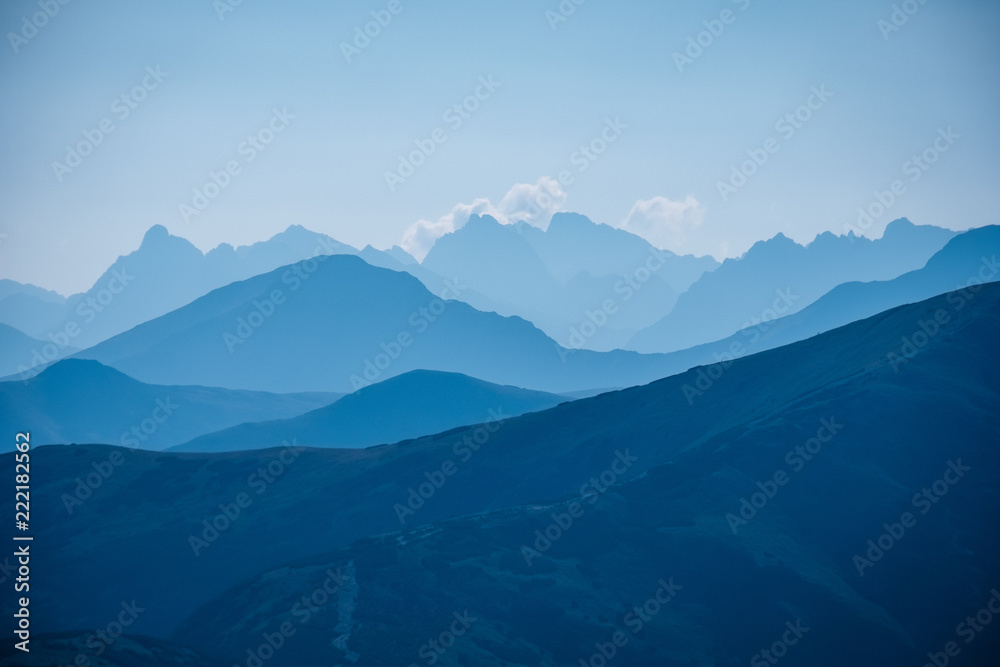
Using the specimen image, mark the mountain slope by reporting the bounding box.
[0,288,67,343]
[73,254,701,394]
[0,322,78,379]
[171,369,567,452]
[0,358,339,451]
[629,218,956,353]
[662,224,1000,371]
[14,283,1000,646]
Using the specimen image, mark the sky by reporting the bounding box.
[1,0,998,295]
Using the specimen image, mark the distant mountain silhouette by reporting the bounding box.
[422,213,719,350]
[661,224,1000,368]
[0,225,425,357]
[0,358,339,451]
[15,284,1000,665]
[628,218,956,353]
[0,322,77,378]
[0,279,66,304]
[0,280,67,342]
[73,254,705,394]
[171,369,567,452]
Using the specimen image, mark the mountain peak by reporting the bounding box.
[880,217,917,239]
[140,225,171,247]
[37,358,132,385]
[464,214,504,230]
[547,212,596,231]
[743,232,799,258]
[884,217,914,231]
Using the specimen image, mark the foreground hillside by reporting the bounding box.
[8,284,999,665]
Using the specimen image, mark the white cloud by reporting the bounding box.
[619,195,706,252]
[497,176,568,227]
[400,198,499,263]
[401,177,568,261]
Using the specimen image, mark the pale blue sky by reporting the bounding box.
[1,0,998,294]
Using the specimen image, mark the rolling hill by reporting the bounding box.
[0,358,340,451]
[170,369,568,452]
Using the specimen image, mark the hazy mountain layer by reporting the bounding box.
[171,369,568,452]
[12,284,998,657]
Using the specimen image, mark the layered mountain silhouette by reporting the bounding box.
[2,216,956,366]
[0,225,423,359]
[0,279,67,338]
[659,224,1000,369]
[14,284,999,666]
[0,358,339,451]
[422,213,718,349]
[0,322,78,378]
[628,218,956,353]
[170,369,567,452]
[72,254,700,394]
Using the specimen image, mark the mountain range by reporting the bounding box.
[0,225,427,371]
[70,254,697,394]
[422,213,719,349]
[0,216,960,369]
[627,218,956,353]
[11,283,999,665]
